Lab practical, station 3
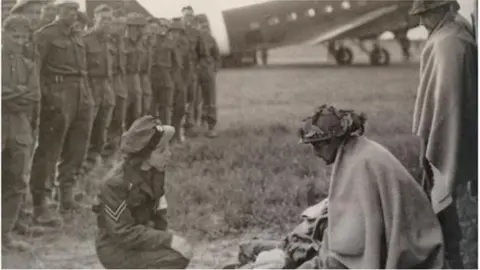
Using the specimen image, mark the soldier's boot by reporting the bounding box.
[14,210,47,237]
[2,234,31,252]
[206,124,218,138]
[32,195,63,227]
[59,186,89,217]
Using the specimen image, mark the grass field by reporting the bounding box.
[2,44,477,269]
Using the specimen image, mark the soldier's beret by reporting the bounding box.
[181,5,193,12]
[125,12,147,26]
[409,0,458,15]
[3,14,31,32]
[55,0,80,9]
[10,0,44,14]
[94,4,112,14]
[121,115,175,154]
[168,20,185,32]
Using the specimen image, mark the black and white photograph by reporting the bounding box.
[0,0,478,268]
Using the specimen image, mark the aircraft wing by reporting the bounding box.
[305,4,407,45]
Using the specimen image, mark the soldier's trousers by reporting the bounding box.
[184,71,198,129]
[172,70,187,134]
[140,74,152,116]
[84,78,115,171]
[2,112,34,237]
[198,63,217,129]
[96,244,189,269]
[151,67,174,125]
[30,77,93,207]
[103,75,127,159]
[125,74,143,130]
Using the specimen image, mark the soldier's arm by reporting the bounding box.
[34,28,51,70]
[2,53,29,101]
[212,38,221,61]
[196,32,208,61]
[99,184,174,250]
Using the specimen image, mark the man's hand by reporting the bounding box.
[171,235,193,260]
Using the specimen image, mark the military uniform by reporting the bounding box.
[30,10,94,217]
[139,37,153,116]
[182,21,207,134]
[103,30,127,159]
[170,21,192,142]
[151,33,176,124]
[82,29,115,174]
[124,15,146,129]
[198,27,220,137]
[8,0,50,234]
[2,15,41,250]
[93,116,190,269]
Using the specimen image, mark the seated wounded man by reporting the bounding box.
[232,105,446,269]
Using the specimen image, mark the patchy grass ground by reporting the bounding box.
[2,45,477,268]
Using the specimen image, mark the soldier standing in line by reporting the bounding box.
[197,21,220,138]
[169,19,191,144]
[138,19,155,116]
[30,0,94,222]
[150,18,181,140]
[2,14,42,251]
[103,16,127,161]
[124,12,147,129]
[8,0,51,236]
[93,115,192,269]
[181,6,208,137]
[81,4,116,178]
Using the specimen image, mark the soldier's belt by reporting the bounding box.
[43,72,87,83]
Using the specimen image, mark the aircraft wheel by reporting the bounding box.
[335,46,353,65]
[369,47,390,66]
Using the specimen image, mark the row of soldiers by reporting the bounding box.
[2,0,220,251]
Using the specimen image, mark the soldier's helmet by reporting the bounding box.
[121,115,175,155]
[10,0,43,14]
[125,12,147,26]
[55,0,80,10]
[3,14,31,32]
[168,19,185,32]
[409,0,459,15]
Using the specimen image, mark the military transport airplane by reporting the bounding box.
[1,0,420,68]
[85,0,419,67]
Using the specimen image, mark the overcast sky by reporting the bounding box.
[138,0,476,39]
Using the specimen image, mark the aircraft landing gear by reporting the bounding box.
[334,46,353,65]
[369,46,390,66]
[328,43,353,65]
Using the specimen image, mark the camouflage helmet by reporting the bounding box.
[2,14,31,31]
[409,0,459,15]
[10,0,44,14]
[125,12,147,26]
[298,105,366,144]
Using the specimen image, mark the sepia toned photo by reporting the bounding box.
[1,0,478,268]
